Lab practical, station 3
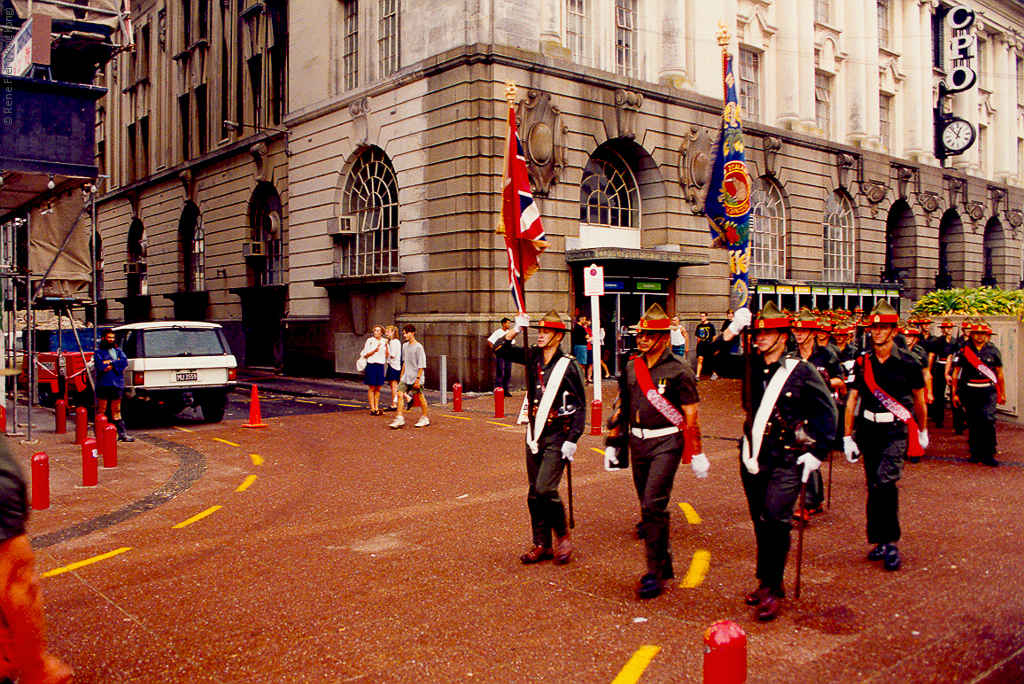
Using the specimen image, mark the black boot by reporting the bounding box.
[115,419,135,442]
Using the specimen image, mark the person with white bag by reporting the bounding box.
[359,326,387,415]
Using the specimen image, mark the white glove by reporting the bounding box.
[603,446,620,471]
[690,452,710,479]
[797,453,822,483]
[727,307,752,336]
[561,441,577,462]
[918,429,929,450]
[514,314,530,333]
[843,435,860,463]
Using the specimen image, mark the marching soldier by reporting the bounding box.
[494,311,587,566]
[843,301,928,572]
[712,302,837,620]
[901,320,932,464]
[948,319,973,434]
[604,304,709,599]
[926,319,957,428]
[951,320,1006,466]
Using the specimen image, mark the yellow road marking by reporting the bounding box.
[679,549,711,589]
[296,399,319,404]
[236,475,258,492]
[337,403,362,408]
[592,447,604,455]
[444,414,471,420]
[172,505,223,529]
[173,426,195,433]
[487,421,510,427]
[678,502,702,525]
[250,453,264,466]
[41,547,132,578]
[611,645,662,684]
[213,438,240,447]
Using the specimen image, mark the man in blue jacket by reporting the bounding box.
[94,329,134,442]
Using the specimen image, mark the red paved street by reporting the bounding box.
[12,376,1024,683]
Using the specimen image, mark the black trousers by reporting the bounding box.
[929,363,948,427]
[629,432,684,579]
[857,420,906,545]
[495,355,512,393]
[740,455,801,592]
[525,435,569,548]
[962,386,998,462]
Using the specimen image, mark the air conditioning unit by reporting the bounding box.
[326,215,355,237]
[242,240,267,258]
[124,262,146,275]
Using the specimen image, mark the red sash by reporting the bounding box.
[961,346,998,385]
[633,356,693,463]
[862,354,923,457]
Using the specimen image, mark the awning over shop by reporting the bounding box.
[565,247,709,268]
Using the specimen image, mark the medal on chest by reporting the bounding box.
[657,379,666,395]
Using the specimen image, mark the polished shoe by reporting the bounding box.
[637,573,663,599]
[520,546,554,564]
[793,507,811,523]
[553,534,573,565]
[967,454,981,463]
[867,543,890,561]
[908,456,920,464]
[745,585,771,606]
[755,593,782,621]
[883,544,902,571]
[983,458,999,467]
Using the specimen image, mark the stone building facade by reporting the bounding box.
[95,0,1024,390]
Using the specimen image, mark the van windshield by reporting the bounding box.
[139,328,229,358]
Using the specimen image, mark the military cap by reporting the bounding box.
[535,310,568,331]
[753,301,791,330]
[866,300,899,325]
[792,308,820,330]
[633,303,672,333]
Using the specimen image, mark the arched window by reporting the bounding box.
[179,202,205,291]
[822,191,854,282]
[578,146,640,248]
[126,218,148,296]
[250,182,285,286]
[341,147,400,276]
[749,177,786,280]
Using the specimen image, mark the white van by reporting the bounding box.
[114,321,238,422]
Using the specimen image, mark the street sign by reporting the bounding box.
[583,264,604,297]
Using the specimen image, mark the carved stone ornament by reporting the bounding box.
[1005,208,1023,230]
[250,142,268,182]
[517,90,566,197]
[836,153,855,193]
[762,136,782,178]
[350,97,371,147]
[861,181,888,217]
[945,176,967,209]
[989,186,1007,217]
[894,165,915,201]
[678,124,714,213]
[917,191,940,214]
[178,169,195,202]
[966,201,986,223]
[613,89,644,140]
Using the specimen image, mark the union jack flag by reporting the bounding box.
[498,103,548,315]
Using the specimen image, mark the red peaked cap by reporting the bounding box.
[535,310,568,331]
[633,303,672,332]
[753,301,790,330]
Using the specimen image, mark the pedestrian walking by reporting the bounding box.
[493,310,586,566]
[571,315,589,380]
[711,302,837,620]
[0,436,74,683]
[360,325,387,415]
[926,319,957,428]
[384,325,402,411]
[843,300,928,573]
[93,328,134,441]
[694,312,716,379]
[669,315,688,357]
[951,320,1005,466]
[390,325,430,429]
[604,304,709,599]
[487,317,514,397]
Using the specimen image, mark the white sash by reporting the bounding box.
[526,356,572,454]
[741,358,799,474]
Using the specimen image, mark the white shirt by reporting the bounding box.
[670,328,685,346]
[488,327,508,346]
[362,336,387,364]
[386,338,402,370]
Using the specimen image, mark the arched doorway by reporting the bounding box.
[937,209,964,289]
[178,202,204,292]
[883,200,915,289]
[982,217,1007,288]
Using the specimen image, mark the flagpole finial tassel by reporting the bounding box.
[505,81,518,105]
[716,22,730,48]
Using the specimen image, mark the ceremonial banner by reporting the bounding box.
[497,101,548,315]
[704,48,752,310]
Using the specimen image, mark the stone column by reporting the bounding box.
[992,34,1014,183]
[796,0,815,130]
[845,0,867,144]
[539,0,565,57]
[776,0,800,127]
[864,0,882,148]
[659,0,686,87]
[902,0,926,158]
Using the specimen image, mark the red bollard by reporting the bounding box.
[0,404,6,435]
[453,383,463,412]
[55,399,67,434]
[75,407,88,445]
[591,399,602,436]
[81,437,98,487]
[31,452,49,510]
[94,415,108,457]
[103,424,118,468]
[703,620,747,684]
[494,388,504,418]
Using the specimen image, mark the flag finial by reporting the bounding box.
[716,22,730,48]
[505,81,517,106]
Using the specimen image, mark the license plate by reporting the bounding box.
[176,372,198,382]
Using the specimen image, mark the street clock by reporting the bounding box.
[939,117,975,156]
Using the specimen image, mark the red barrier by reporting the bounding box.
[591,399,602,436]
[494,388,504,418]
[75,407,88,445]
[703,620,746,684]
[81,437,98,487]
[103,424,118,468]
[31,452,49,510]
[55,399,67,434]
[242,385,269,428]
[0,404,6,435]
[95,415,108,457]
[453,384,463,412]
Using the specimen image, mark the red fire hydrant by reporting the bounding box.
[75,407,88,445]
[55,399,67,434]
[591,399,602,436]
[494,388,504,418]
[103,424,118,468]
[703,620,746,684]
[453,383,463,412]
[31,452,49,510]
[81,437,98,487]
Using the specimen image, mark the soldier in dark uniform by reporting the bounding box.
[951,320,1006,466]
[900,320,932,463]
[604,304,708,599]
[844,301,928,572]
[948,319,973,434]
[712,302,837,621]
[926,318,957,429]
[494,310,587,566]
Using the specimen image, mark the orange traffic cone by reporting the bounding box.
[242,385,269,429]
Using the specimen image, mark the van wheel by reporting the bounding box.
[201,400,226,423]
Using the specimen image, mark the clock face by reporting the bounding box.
[942,119,975,154]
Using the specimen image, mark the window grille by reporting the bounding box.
[750,178,786,280]
[341,148,400,277]
[822,192,855,282]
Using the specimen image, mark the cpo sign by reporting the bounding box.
[583,264,605,297]
[945,5,977,94]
